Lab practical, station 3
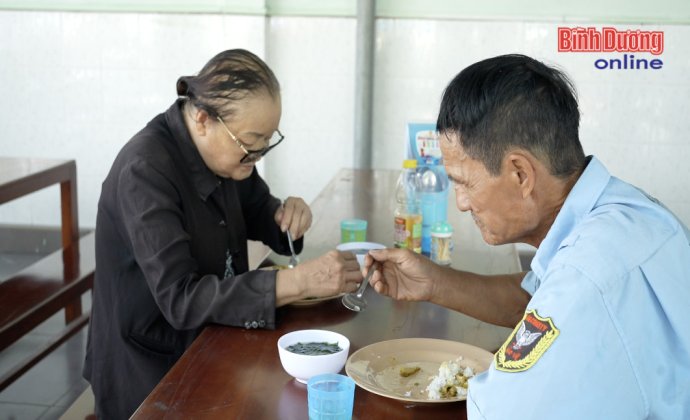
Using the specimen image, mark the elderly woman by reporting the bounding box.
[83,49,362,419]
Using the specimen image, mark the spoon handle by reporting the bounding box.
[286,230,296,256]
[355,263,377,298]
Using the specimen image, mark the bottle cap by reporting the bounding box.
[403,159,417,169]
[431,221,453,238]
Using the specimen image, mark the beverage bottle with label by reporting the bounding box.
[393,159,422,253]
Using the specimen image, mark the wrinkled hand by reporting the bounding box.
[274,196,312,239]
[297,250,363,298]
[364,248,436,301]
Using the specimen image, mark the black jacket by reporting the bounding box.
[83,100,300,419]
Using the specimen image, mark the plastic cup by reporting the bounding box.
[307,373,355,420]
[340,219,367,243]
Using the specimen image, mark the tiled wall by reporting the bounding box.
[265,16,356,207]
[0,11,688,230]
[0,11,265,227]
[372,19,690,227]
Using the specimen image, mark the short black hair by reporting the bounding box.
[437,54,585,178]
[176,49,280,120]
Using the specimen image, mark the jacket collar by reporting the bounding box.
[165,99,219,201]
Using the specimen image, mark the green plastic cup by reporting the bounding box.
[340,219,367,243]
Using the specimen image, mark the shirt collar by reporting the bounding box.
[531,156,611,278]
[165,99,220,201]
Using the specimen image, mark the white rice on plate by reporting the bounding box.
[426,357,476,400]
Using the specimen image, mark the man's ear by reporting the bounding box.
[506,152,536,199]
[193,109,210,136]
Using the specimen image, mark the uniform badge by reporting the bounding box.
[495,309,559,372]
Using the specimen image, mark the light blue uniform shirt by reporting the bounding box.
[468,156,690,419]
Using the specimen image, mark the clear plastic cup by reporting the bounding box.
[307,373,355,420]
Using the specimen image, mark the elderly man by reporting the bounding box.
[366,54,690,419]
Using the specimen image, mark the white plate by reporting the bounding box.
[345,338,493,403]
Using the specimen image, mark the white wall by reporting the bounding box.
[264,16,356,203]
[0,11,265,227]
[0,10,688,230]
[372,19,690,225]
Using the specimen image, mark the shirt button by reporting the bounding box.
[251,321,259,328]
[219,220,226,227]
[258,320,266,328]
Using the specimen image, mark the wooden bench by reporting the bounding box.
[0,231,95,391]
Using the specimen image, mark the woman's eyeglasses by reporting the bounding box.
[216,116,284,164]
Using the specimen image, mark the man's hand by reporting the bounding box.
[364,248,437,302]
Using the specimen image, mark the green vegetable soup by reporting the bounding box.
[286,341,342,355]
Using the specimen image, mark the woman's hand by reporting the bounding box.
[274,196,312,239]
[275,250,363,306]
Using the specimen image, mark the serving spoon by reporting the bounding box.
[342,263,378,312]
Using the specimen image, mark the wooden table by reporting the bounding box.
[132,169,520,419]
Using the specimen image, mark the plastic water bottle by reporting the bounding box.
[417,158,449,255]
[393,159,422,253]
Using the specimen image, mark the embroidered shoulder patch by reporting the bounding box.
[495,309,559,372]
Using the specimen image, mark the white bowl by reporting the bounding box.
[277,329,350,383]
[335,242,386,266]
